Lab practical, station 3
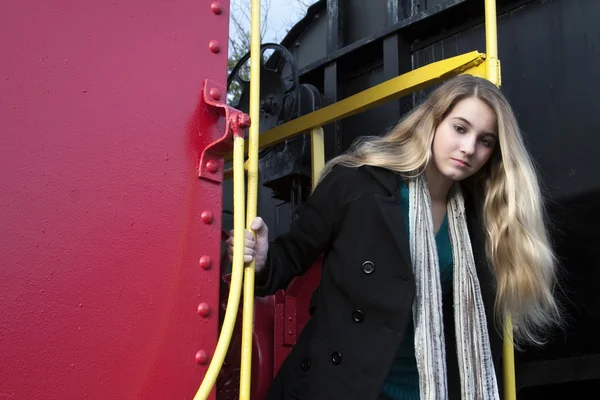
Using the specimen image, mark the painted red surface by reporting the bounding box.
[273,261,323,377]
[0,1,230,398]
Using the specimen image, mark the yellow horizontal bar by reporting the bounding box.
[225,51,486,161]
[462,59,488,79]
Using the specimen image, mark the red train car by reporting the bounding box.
[1,1,236,398]
[3,0,600,399]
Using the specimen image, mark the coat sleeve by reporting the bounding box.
[255,165,353,296]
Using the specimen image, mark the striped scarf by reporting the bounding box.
[407,175,499,400]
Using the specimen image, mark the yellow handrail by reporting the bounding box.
[485,0,501,87]
[193,131,247,400]
[503,318,517,399]
[225,52,486,161]
[240,0,262,397]
[194,1,261,398]
[483,0,516,398]
[310,127,325,188]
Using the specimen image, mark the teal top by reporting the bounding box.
[380,181,454,400]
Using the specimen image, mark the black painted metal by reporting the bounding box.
[325,0,344,158]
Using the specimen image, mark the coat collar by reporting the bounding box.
[363,165,402,196]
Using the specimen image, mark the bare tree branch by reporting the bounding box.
[227,0,310,104]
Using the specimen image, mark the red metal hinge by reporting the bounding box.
[198,79,250,183]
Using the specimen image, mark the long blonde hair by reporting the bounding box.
[320,75,561,347]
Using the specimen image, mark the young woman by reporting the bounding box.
[227,75,562,400]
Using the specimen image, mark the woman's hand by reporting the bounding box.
[226,217,269,272]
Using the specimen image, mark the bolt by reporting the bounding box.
[201,210,214,224]
[206,160,218,173]
[199,255,212,270]
[197,303,211,317]
[209,40,221,54]
[209,87,221,100]
[238,114,251,129]
[195,350,208,365]
[210,1,223,14]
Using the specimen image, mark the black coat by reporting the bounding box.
[256,165,504,400]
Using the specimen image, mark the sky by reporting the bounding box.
[229,0,310,45]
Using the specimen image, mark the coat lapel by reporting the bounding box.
[363,166,412,267]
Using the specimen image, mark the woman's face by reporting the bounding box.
[430,96,498,183]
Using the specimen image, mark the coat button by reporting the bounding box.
[331,351,342,365]
[352,310,364,323]
[300,358,311,372]
[361,261,375,274]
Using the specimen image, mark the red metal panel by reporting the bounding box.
[271,260,323,377]
[0,1,230,399]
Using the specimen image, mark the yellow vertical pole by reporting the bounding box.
[310,127,325,188]
[485,0,501,87]
[485,0,515,399]
[240,0,261,397]
[193,128,247,400]
[503,318,517,399]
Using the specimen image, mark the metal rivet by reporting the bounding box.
[197,303,211,317]
[206,160,219,173]
[195,350,208,365]
[199,255,212,270]
[209,40,221,54]
[239,114,251,129]
[209,87,221,100]
[211,1,223,15]
[201,210,214,224]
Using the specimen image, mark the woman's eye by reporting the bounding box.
[454,125,466,133]
[480,138,494,147]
